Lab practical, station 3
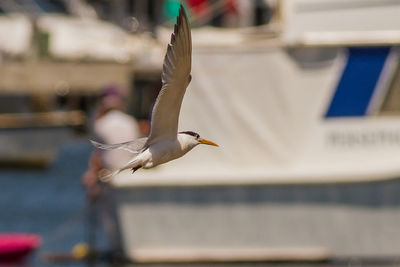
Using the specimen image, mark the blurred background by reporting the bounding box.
[1,0,400,266]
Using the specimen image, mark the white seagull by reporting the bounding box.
[91,5,218,181]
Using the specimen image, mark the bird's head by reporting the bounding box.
[178,131,219,148]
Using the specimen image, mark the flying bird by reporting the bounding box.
[91,5,218,181]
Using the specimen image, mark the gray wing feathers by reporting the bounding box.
[90,137,147,154]
[147,5,192,145]
[161,13,191,84]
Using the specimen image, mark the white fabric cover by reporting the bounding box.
[0,14,32,56]
[284,0,400,43]
[37,15,162,63]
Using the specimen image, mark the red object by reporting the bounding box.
[0,233,42,263]
[225,0,238,14]
[185,0,209,16]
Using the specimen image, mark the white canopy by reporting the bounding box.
[0,14,32,56]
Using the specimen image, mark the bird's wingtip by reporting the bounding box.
[179,2,188,17]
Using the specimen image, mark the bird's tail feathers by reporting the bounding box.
[90,140,121,151]
[98,168,121,182]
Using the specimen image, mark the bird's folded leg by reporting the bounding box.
[131,167,140,173]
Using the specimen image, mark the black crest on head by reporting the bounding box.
[179,131,200,139]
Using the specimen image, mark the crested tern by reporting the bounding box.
[91,5,218,181]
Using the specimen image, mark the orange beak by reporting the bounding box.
[199,138,219,147]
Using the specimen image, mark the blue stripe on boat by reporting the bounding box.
[325,47,391,117]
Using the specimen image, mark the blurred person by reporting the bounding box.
[82,85,140,253]
[93,86,140,169]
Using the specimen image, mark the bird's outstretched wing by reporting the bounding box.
[146,5,192,146]
[90,137,147,154]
